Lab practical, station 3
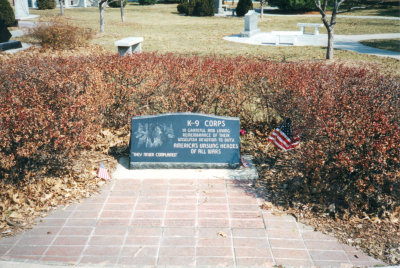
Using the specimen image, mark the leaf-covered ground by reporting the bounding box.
[0,126,127,238]
[1,126,399,265]
[243,131,400,265]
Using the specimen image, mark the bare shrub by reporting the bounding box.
[29,17,93,50]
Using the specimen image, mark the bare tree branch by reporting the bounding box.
[313,0,324,14]
[322,0,327,12]
[314,0,347,59]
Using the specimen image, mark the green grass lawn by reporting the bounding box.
[27,4,400,73]
[338,2,400,17]
[361,38,400,52]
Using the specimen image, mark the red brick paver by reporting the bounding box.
[0,177,386,267]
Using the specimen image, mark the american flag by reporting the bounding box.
[241,157,252,168]
[97,163,111,180]
[268,118,300,151]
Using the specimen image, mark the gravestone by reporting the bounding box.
[0,20,11,43]
[214,0,224,15]
[27,0,38,8]
[79,0,87,8]
[0,20,22,51]
[56,0,70,8]
[130,113,240,169]
[241,10,260,37]
[14,0,30,20]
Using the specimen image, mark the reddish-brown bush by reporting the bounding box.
[29,17,93,50]
[98,54,268,129]
[0,56,108,179]
[264,63,400,214]
[1,53,398,216]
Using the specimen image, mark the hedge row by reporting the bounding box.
[37,0,56,9]
[268,0,369,12]
[264,63,400,214]
[0,56,107,179]
[177,0,214,16]
[1,53,399,215]
[108,0,128,7]
[268,0,315,12]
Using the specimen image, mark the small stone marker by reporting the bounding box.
[79,0,87,7]
[27,0,38,8]
[130,113,240,169]
[241,10,260,37]
[214,0,224,15]
[0,20,22,51]
[0,20,11,43]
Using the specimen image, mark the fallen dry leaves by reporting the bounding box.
[0,128,122,238]
[217,231,227,237]
[244,131,400,265]
[0,45,109,63]
[0,81,398,265]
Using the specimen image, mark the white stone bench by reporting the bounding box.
[297,23,323,35]
[271,31,302,45]
[114,37,143,56]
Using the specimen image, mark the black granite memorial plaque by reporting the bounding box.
[0,19,12,43]
[0,19,22,51]
[130,113,240,168]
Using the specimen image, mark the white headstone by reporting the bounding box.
[241,10,260,37]
[27,0,38,8]
[14,0,30,20]
[56,0,70,8]
[79,0,87,7]
[214,0,224,15]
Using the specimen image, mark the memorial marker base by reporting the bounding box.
[130,161,239,169]
[0,40,22,51]
[116,155,258,181]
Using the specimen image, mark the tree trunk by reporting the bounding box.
[120,0,124,22]
[260,0,263,19]
[99,3,105,33]
[314,0,346,60]
[60,0,64,15]
[326,27,334,59]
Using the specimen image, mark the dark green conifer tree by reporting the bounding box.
[0,0,15,26]
[236,0,253,16]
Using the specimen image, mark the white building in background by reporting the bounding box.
[56,0,99,7]
[25,0,97,8]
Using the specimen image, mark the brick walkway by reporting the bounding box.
[0,177,384,267]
